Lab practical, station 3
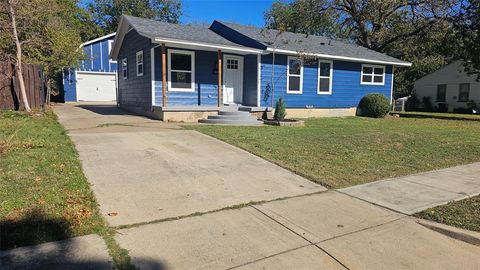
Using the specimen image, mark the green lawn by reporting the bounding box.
[0,111,105,250]
[394,111,480,121]
[416,195,480,232]
[188,117,480,188]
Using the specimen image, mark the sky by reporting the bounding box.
[180,0,276,26]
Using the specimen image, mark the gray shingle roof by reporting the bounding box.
[123,15,251,49]
[218,21,410,65]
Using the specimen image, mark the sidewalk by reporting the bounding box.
[339,162,480,214]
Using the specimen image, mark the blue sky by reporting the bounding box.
[181,0,276,26]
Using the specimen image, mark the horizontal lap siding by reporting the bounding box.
[243,54,258,106]
[154,48,218,106]
[117,30,152,113]
[260,53,392,108]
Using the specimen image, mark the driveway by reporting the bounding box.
[54,103,324,226]
[48,103,480,269]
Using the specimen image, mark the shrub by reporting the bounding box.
[358,93,391,118]
[405,94,421,111]
[274,96,286,121]
[422,96,433,112]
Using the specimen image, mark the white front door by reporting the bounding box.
[223,55,243,104]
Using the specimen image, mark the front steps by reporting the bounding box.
[199,110,263,125]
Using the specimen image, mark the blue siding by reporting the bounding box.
[243,54,258,106]
[83,45,92,71]
[92,43,101,71]
[154,48,219,106]
[101,40,109,71]
[260,53,392,108]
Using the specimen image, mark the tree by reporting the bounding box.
[263,0,461,98]
[0,0,86,107]
[265,0,344,38]
[88,0,182,34]
[454,0,480,78]
[4,0,30,111]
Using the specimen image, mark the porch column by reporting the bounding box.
[162,43,167,107]
[217,50,222,107]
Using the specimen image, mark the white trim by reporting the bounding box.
[361,64,385,85]
[222,54,244,104]
[74,70,78,101]
[317,59,333,95]
[257,54,261,106]
[76,71,117,75]
[266,48,412,67]
[136,50,144,77]
[390,66,395,103]
[167,49,195,92]
[151,47,155,106]
[81,32,116,47]
[121,58,128,80]
[286,56,303,94]
[154,37,263,54]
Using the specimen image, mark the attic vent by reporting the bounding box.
[320,42,325,45]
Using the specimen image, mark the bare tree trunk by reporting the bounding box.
[8,0,31,112]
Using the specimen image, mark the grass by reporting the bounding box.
[0,110,135,269]
[187,117,480,188]
[394,111,480,121]
[416,195,480,232]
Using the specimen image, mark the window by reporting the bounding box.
[136,51,143,76]
[361,64,385,85]
[227,59,238,69]
[318,60,333,94]
[121,58,127,80]
[436,84,446,102]
[108,40,117,63]
[458,83,470,102]
[287,56,303,94]
[168,49,195,92]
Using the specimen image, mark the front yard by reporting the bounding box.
[189,117,480,188]
[0,111,105,250]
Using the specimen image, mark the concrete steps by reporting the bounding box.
[199,110,263,125]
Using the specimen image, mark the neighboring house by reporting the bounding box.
[63,33,117,102]
[413,61,479,112]
[110,15,411,121]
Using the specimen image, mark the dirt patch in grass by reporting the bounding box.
[187,117,480,188]
[415,195,480,232]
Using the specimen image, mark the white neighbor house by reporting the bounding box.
[413,61,479,112]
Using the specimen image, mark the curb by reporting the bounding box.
[416,219,480,246]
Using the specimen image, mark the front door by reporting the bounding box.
[223,55,243,104]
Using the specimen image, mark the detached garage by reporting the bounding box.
[63,33,118,102]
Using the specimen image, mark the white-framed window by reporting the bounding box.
[287,56,303,94]
[168,49,195,92]
[136,50,144,76]
[108,40,117,63]
[318,60,333,94]
[361,64,385,85]
[121,58,127,80]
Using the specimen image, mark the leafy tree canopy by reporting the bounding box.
[88,0,182,34]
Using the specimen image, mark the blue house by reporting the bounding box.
[63,33,118,102]
[110,15,411,121]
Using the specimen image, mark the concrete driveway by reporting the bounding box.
[54,103,324,226]
[50,103,480,269]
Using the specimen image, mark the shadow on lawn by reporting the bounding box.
[0,208,71,251]
[0,208,168,270]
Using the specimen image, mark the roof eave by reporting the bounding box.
[265,47,412,67]
[80,32,116,48]
[152,37,264,54]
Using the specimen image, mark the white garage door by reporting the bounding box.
[77,72,116,101]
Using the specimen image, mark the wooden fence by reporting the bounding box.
[0,62,44,110]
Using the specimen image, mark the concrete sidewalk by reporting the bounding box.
[339,162,480,214]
